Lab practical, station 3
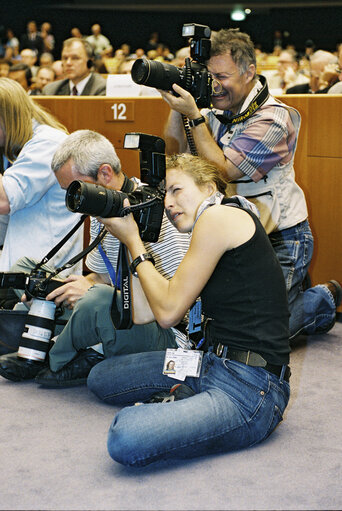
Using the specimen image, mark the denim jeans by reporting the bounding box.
[49,284,177,371]
[88,350,290,467]
[269,220,336,340]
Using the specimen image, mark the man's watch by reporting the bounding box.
[130,253,155,277]
[188,116,206,128]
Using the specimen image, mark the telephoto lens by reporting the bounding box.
[131,57,185,91]
[65,180,125,218]
[17,299,56,364]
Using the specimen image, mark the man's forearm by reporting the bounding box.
[164,110,189,154]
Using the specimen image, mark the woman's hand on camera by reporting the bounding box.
[159,84,200,119]
[99,198,140,246]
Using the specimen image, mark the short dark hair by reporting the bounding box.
[9,63,32,85]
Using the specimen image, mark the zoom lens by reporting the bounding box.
[131,58,184,91]
[65,181,124,218]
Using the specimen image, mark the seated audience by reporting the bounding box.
[19,48,39,77]
[8,63,32,91]
[39,52,54,67]
[287,50,337,93]
[29,66,56,95]
[0,59,11,77]
[327,43,342,93]
[0,78,83,279]
[86,24,111,58]
[87,153,292,467]
[42,38,106,96]
[0,130,191,385]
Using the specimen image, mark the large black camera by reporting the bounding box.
[65,133,166,242]
[131,23,212,108]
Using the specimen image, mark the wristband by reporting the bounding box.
[188,116,206,128]
[130,253,155,277]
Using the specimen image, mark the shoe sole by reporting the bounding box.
[328,280,342,307]
[0,367,23,382]
[35,377,87,388]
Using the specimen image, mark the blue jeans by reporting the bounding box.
[49,284,177,371]
[88,350,290,467]
[269,220,336,340]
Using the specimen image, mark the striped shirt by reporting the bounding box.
[85,179,191,348]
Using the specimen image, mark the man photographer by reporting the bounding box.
[0,130,191,385]
[160,27,341,340]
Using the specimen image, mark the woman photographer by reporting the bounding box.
[0,78,83,288]
[88,153,291,468]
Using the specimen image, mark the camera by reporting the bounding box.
[0,268,64,301]
[131,23,212,108]
[0,269,65,363]
[65,133,166,242]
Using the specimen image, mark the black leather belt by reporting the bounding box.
[212,343,290,382]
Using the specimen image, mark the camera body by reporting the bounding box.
[65,133,166,243]
[0,268,64,300]
[131,23,212,108]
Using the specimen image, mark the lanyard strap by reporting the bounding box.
[110,243,133,330]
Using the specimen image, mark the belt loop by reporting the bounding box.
[279,364,286,384]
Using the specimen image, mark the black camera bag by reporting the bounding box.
[0,309,28,355]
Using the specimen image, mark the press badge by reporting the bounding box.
[163,348,203,381]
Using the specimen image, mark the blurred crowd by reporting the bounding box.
[0,21,341,95]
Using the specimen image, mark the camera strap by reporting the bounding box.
[33,214,108,281]
[213,75,269,127]
[110,242,133,330]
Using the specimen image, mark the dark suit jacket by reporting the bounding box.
[42,73,106,96]
[20,34,44,56]
[286,83,311,94]
[286,83,330,94]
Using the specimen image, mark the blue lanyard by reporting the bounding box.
[97,225,118,286]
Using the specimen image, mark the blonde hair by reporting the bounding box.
[166,153,228,195]
[0,77,68,162]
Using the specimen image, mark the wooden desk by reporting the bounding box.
[34,95,342,309]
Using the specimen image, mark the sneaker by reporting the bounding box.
[35,348,104,387]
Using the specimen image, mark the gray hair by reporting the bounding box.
[51,129,121,179]
[210,28,256,76]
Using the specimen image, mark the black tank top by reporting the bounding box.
[201,205,290,366]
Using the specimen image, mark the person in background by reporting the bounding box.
[19,48,39,77]
[39,52,54,67]
[29,66,56,95]
[8,63,32,91]
[0,59,11,78]
[20,20,44,58]
[86,24,111,58]
[42,38,106,96]
[40,22,55,54]
[287,50,337,93]
[327,43,342,93]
